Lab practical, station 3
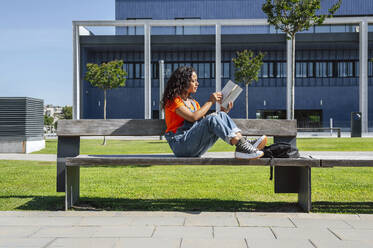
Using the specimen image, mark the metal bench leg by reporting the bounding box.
[65,166,80,210]
[298,166,311,213]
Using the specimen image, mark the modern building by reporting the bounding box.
[44,104,63,119]
[74,0,373,131]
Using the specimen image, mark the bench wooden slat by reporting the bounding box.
[66,154,320,167]
[57,119,297,137]
[321,159,373,167]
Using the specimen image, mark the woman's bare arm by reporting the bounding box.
[175,92,222,122]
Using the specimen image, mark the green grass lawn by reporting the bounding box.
[1,137,372,213]
[0,160,372,213]
[33,137,373,154]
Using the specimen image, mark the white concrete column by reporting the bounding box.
[215,24,221,111]
[73,23,80,120]
[144,24,152,119]
[286,38,292,120]
[359,20,368,133]
[159,60,165,120]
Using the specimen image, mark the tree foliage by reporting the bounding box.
[61,106,72,120]
[232,50,265,86]
[262,0,342,39]
[84,60,127,90]
[44,115,54,126]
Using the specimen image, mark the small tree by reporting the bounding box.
[84,60,127,145]
[44,115,54,133]
[61,106,72,120]
[262,0,341,120]
[232,50,265,119]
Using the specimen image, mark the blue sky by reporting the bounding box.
[0,0,115,106]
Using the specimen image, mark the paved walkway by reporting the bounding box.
[0,211,373,248]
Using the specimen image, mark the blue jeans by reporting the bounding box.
[165,112,241,157]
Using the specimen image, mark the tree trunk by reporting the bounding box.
[102,89,107,146]
[291,35,296,120]
[246,84,248,119]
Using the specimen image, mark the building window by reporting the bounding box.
[175,18,201,35]
[134,63,141,79]
[338,61,354,78]
[308,62,314,77]
[261,62,269,78]
[126,18,151,35]
[152,63,159,79]
[276,62,287,78]
[315,62,333,78]
[368,61,373,77]
[222,62,230,78]
[296,62,307,78]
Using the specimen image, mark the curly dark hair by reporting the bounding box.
[161,66,196,108]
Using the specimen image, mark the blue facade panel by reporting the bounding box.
[116,0,373,21]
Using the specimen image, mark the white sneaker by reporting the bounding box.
[235,138,264,160]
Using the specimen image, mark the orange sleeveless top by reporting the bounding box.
[164,96,200,133]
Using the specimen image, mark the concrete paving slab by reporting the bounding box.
[289,213,360,220]
[272,227,340,241]
[0,238,54,248]
[115,238,180,248]
[79,216,133,226]
[183,212,236,217]
[236,212,297,219]
[0,226,40,238]
[114,211,195,217]
[129,216,185,226]
[290,218,353,229]
[153,226,213,238]
[330,228,373,241]
[0,211,118,217]
[184,216,238,227]
[213,227,275,239]
[360,214,373,220]
[344,219,373,229]
[237,216,295,227]
[0,216,83,226]
[47,237,118,248]
[311,239,373,248]
[181,238,247,248]
[32,226,97,238]
[93,226,154,238]
[245,238,314,248]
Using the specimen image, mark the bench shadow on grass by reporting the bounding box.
[5,196,373,214]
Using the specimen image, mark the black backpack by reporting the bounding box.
[262,142,300,180]
[262,142,300,159]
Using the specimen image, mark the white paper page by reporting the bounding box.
[221,80,243,108]
[221,80,235,99]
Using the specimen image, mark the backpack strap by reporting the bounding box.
[269,157,274,180]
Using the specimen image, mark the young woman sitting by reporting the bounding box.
[161,66,267,159]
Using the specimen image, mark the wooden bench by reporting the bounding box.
[56,119,371,212]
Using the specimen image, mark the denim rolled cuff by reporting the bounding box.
[225,127,241,145]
